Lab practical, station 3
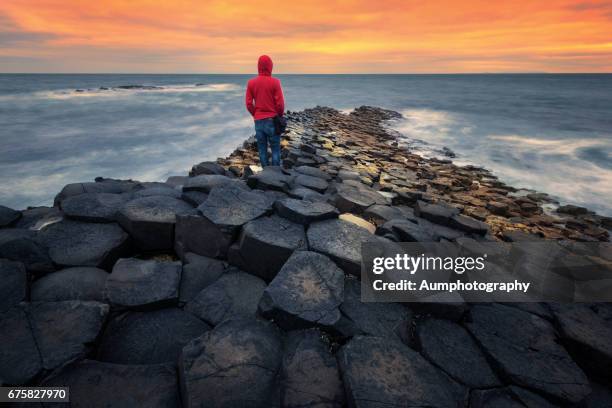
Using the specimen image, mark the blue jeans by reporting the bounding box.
[255,118,280,167]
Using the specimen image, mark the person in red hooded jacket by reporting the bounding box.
[245,55,285,166]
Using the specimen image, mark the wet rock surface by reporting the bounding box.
[0,105,610,405]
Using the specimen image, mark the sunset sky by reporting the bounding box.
[1,0,611,73]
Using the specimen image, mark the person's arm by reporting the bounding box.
[245,82,255,116]
[274,80,285,116]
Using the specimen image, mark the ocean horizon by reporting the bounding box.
[1,73,611,216]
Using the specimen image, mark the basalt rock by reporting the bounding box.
[414,200,460,226]
[132,185,182,199]
[333,183,389,214]
[469,387,558,408]
[416,318,500,388]
[179,318,282,408]
[43,360,181,408]
[0,205,21,227]
[337,335,456,407]
[38,220,129,270]
[466,304,591,404]
[550,303,612,379]
[0,228,55,274]
[180,190,208,207]
[449,213,489,235]
[60,192,128,223]
[14,206,63,230]
[363,204,415,226]
[183,174,245,193]
[274,198,338,225]
[28,300,109,370]
[185,271,266,326]
[97,308,210,364]
[308,218,379,275]
[117,195,194,251]
[228,215,306,281]
[293,174,329,193]
[31,266,108,302]
[247,166,294,191]
[337,278,411,340]
[105,258,181,309]
[294,165,332,181]
[376,218,434,242]
[0,259,26,312]
[54,180,138,206]
[190,161,227,176]
[259,251,344,330]
[174,214,232,259]
[179,253,225,305]
[280,329,345,408]
[0,306,42,384]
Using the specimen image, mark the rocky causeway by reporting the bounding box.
[0,106,611,407]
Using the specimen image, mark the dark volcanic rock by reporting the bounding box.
[0,306,42,384]
[466,304,591,404]
[550,303,612,379]
[117,195,194,251]
[28,301,109,370]
[179,253,225,304]
[0,205,21,227]
[54,180,137,206]
[185,271,266,325]
[287,186,327,202]
[105,258,181,309]
[337,278,411,340]
[38,220,129,270]
[0,228,54,274]
[377,218,434,242]
[132,185,182,199]
[97,308,210,364]
[179,318,282,408]
[294,165,332,181]
[333,184,389,214]
[60,192,128,223]
[337,335,456,407]
[280,329,345,408]
[363,204,414,226]
[228,215,306,281]
[414,200,459,226]
[43,360,181,408]
[247,166,293,191]
[274,197,338,225]
[416,318,500,388]
[0,259,26,312]
[307,218,376,275]
[14,206,63,230]
[31,266,108,302]
[469,387,558,408]
[174,214,232,259]
[183,174,245,193]
[259,251,344,330]
[198,183,274,228]
[449,213,489,235]
[190,161,226,176]
[293,174,329,193]
[181,190,208,207]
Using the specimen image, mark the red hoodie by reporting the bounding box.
[245,55,285,120]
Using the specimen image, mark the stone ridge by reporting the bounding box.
[0,106,610,407]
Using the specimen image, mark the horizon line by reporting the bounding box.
[1,72,612,75]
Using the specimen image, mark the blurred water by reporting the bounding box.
[0,74,611,215]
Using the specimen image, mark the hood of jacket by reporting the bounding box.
[258,55,273,76]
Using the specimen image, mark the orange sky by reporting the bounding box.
[1,0,611,73]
